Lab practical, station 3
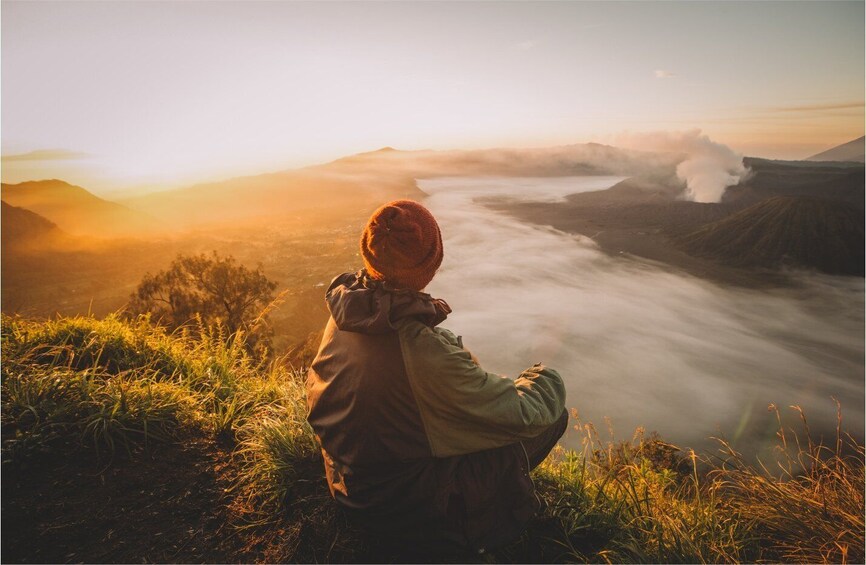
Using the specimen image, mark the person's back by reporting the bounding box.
[306,200,568,553]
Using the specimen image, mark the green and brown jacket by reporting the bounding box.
[306,270,566,550]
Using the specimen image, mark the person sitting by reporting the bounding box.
[306,199,568,555]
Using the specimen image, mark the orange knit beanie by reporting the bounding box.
[360,200,444,291]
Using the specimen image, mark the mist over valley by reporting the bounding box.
[422,176,863,456]
[2,138,864,458]
[3,137,864,455]
[3,2,863,560]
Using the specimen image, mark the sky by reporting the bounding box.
[2,0,864,195]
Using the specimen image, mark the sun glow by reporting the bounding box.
[2,1,863,194]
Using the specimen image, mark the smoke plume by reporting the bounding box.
[614,129,750,202]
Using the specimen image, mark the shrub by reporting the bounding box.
[127,252,280,356]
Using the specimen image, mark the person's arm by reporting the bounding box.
[398,320,566,457]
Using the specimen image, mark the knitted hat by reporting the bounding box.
[360,200,444,291]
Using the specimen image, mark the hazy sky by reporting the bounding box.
[2,1,863,194]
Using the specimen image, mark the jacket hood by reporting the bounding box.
[325,270,451,334]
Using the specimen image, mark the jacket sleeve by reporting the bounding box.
[397,320,567,457]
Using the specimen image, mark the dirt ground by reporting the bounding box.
[2,435,247,563]
[1,434,461,564]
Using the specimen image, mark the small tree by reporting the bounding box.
[129,252,278,353]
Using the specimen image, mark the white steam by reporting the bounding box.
[615,129,750,202]
[422,176,864,456]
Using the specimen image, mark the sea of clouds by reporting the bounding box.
[422,176,864,456]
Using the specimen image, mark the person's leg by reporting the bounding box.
[446,441,538,551]
[520,409,569,470]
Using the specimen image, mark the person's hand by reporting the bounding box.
[464,349,480,365]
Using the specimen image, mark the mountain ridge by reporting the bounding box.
[806,136,865,163]
[1,200,66,248]
[1,179,156,237]
[675,196,864,275]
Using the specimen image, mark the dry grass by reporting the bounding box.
[521,407,864,564]
[708,403,864,564]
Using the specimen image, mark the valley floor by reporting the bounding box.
[489,199,820,288]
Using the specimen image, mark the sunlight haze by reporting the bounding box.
[2,0,863,194]
[2,4,865,558]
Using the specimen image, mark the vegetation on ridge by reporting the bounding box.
[2,314,863,563]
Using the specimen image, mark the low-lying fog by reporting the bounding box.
[421,177,864,457]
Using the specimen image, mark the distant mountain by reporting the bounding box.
[123,142,670,230]
[490,156,865,282]
[555,157,863,230]
[323,142,672,178]
[675,196,864,275]
[123,168,424,229]
[1,180,156,237]
[806,136,865,163]
[1,200,66,249]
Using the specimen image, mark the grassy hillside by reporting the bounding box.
[2,314,863,563]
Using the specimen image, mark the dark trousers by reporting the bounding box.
[439,408,571,550]
[340,409,571,555]
[521,408,570,470]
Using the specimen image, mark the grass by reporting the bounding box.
[2,312,863,563]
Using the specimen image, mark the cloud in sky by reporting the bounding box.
[2,149,90,162]
[515,39,538,50]
[654,69,676,79]
[768,101,864,113]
